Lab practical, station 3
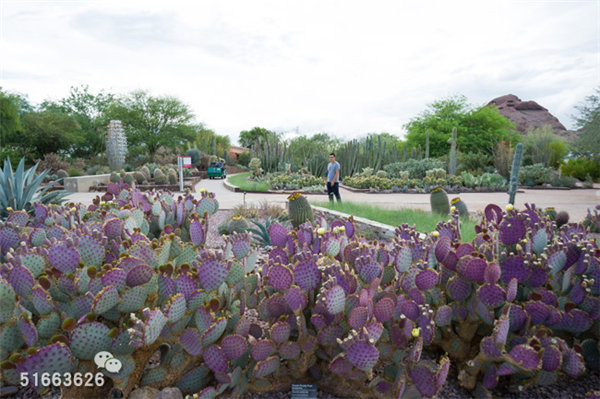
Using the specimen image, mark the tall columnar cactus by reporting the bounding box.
[425,130,430,159]
[430,186,450,215]
[448,127,457,175]
[287,192,313,228]
[508,142,523,205]
[106,120,128,171]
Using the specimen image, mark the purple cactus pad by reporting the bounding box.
[293,258,321,291]
[374,297,395,323]
[251,339,275,361]
[509,344,541,371]
[347,340,379,371]
[268,264,293,291]
[181,328,203,356]
[542,345,562,371]
[478,284,505,308]
[408,364,437,397]
[203,344,228,373]
[415,268,439,291]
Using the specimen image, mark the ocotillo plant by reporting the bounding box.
[448,127,457,175]
[106,120,128,171]
[508,142,523,205]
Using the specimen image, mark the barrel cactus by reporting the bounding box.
[430,186,450,215]
[451,197,468,218]
[227,216,249,234]
[287,192,313,228]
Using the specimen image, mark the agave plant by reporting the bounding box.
[246,216,289,246]
[0,157,68,219]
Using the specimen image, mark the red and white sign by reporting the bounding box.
[182,157,192,168]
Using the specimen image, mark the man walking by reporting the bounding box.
[326,152,341,203]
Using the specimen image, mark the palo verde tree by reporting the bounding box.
[41,85,117,158]
[106,90,196,156]
[404,95,518,158]
[571,86,600,159]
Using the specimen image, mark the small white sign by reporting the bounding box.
[182,156,192,168]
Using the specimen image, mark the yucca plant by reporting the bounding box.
[245,216,289,246]
[0,157,68,219]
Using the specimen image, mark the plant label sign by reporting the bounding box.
[291,384,317,399]
[182,156,192,168]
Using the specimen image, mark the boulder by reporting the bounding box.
[488,94,575,139]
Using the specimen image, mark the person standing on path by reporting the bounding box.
[326,152,342,203]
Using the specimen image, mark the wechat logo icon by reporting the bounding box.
[94,351,122,373]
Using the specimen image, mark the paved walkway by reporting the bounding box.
[66,175,600,222]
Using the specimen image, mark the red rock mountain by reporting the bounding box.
[488,94,574,139]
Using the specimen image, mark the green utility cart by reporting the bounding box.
[207,162,227,179]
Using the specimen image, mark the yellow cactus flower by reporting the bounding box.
[432,231,439,238]
[99,201,106,206]
[199,188,207,193]
[451,206,456,212]
[232,215,242,220]
[339,226,345,232]
[317,228,325,235]
[6,207,13,212]
[506,204,514,211]
[411,328,420,338]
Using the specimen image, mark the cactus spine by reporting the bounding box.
[448,127,457,175]
[106,120,128,171]
[430,186,450,215]
[508,142,523,205]
[287,192,313,228]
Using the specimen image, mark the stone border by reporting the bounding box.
[312,205,426,241]
[223,179,327,196]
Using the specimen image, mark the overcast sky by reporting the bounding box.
[1,0,598,145]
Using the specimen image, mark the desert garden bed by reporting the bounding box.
[1,164,599,399]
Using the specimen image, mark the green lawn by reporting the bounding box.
[228,172,270,192]
[312,201,477,242]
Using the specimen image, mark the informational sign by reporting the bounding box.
[182,156,192,168]
[291,384,317,399]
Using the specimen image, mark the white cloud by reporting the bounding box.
[1,0,598,144]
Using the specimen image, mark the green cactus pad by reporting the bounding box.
[164,293,186,323]
[0,323,24,359]
[21,254,46,278]
[144,309,167,345]
[201,317,227,346]
[117,286,147,313]
[92,285,120,314]
[36,312,60,338]
[70,322,111,360]
[0,278,16,324]
[110,330,135,356]
[253,356,280,378]
[141,366,168,386]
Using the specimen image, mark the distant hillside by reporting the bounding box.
[488,94,576,140]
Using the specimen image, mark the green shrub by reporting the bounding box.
[425,168,446,179]
[384,158,444,179]
[361,167,374,177]
[477,173,507,190]
[67,168,83,177]
[268,172,324,190]
[459,152,493,172]
[460,171,477,188]
[519,163,554,186]
[237,151,250,167]
[522,126,569,167]
[375,170,387,179]
[561,157,600,181]
[185,149,202,166]
[549,173,578,188]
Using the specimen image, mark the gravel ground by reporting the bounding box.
[4,211,599,399]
